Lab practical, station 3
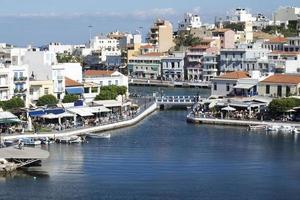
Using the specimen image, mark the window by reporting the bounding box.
[286,86,291,97]
[266,85,270,94]
[30,88,33,95]
[100,81,103,86]
[44,88,49,95]
[84,87,89,93]
[226,83,230,92]
[214,83,217,91]
[115,80,118,85]
[91,87,98,93]
[108,80,112,85]
[277,85,282,97]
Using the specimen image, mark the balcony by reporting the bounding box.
[14,88,27,94]
[14,77,27,82]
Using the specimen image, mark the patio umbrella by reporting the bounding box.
[221,106,236,119]
[221,106,236,111]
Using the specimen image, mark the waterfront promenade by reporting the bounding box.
[187,113,300,128]
[2,103,158,141]
[129,78,211,88]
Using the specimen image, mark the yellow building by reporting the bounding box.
[147,19,175,53]
[29,80,54,104]
[258,74,300,98]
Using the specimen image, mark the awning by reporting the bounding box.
[67,107,94,117]
[28,110,45,117]
[234,84,255,90]
[0,112,21,124]
[66,87,84,94]
[89,106,111,113]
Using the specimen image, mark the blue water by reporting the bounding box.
[1,110,300,200]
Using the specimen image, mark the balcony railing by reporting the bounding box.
[14,77,27,82]
[14,88,27,94]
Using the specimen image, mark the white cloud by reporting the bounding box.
[0,8,177,19]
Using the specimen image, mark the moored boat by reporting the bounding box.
[87,133,111,139]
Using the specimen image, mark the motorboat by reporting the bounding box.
[57,136,84,144]
[248,125,266,131]
[87,133,111,139]
[21,138,41,146]
[3,140,16,147]
[266,125,281,132]
[39,137,55,145]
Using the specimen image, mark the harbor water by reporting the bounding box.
[1,87,300,199]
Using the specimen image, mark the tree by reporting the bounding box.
[36,95,58,106]
[62,94,79,103]
[174,33,202,51]
[94,85,127,100]
[268,98,300,118]
[1,97,25,110]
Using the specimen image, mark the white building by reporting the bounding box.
[82,70,128,102]
[9,65,30,106]
[178,13,202,31]
[119,33,142,49]
[161,53,185,81]
[273,6,300,25]
[0,65,10,101]
[228,8,255,23]
[88,36,121,62]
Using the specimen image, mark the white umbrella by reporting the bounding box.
[221,106,236,111]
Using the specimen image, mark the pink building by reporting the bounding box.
[212,29,235,49]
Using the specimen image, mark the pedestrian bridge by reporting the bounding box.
[155,96,201,107]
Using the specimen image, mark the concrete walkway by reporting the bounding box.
[187,114,300,128]
[3,103,158,140]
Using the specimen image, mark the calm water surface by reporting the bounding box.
[1,88,300,200]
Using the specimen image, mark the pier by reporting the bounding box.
[2,103,158,141]
[186,113,300,128]
[156,96,203,109]
[129,79,211,88]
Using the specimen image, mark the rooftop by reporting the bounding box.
[65,77,82,87]
[84,70,115,77]
[265,37,287,44]
[140,52,165,57]
[261,74,300,84]
[212,28,232,33]
[215,71,250,80]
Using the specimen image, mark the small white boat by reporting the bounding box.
[278,125,293,133]
[292,128,300,134]
[87,133,111,139]
[248,125,266,131]
[21,138,41,146]
[68,136,83,144]
[57,136,84,144]
[266,125,281,132]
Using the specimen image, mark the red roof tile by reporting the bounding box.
[261,74,300,84]
[265,37,287,44]
[216,71,249,80]
[65,77,83,87]
[84,70,114,77]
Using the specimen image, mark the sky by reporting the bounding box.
[0,0,298,46]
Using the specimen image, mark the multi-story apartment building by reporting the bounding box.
[202,54,219,82]
[161,53,185,81]
[128,53,164,79]
[219,43,270,73]
[284,37,300,52]
[268,51,300,74]
[262,37,287,51]
[9,65,30,106]
[0,65,10,101]
[147,19,175,53]
[212,29,235,49]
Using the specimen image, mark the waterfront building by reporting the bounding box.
[202,54,219,82]
[211,71,260,97]
[161,53,185,81]
[212,29,235,49]
[147,19,175,53]
[258,74,300,97]
[65,77,84,98]
[29,80,54,104]
[82,70,128,102]
[219,43,270,73]
[262,37,287,51]
[51,64,66,100]
[178,13,202,31]
[61,63,83,83]
[128,53,164,79]
[273,6,300,25]
[268,51,300,73]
